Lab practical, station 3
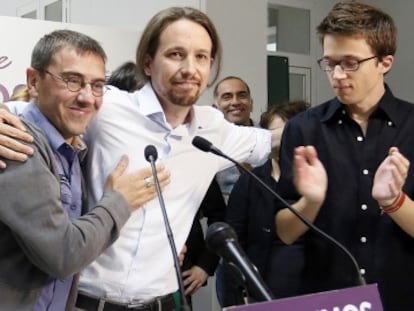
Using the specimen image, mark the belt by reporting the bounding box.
[76,293,176,311]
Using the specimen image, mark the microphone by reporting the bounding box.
[206,222,273,302]
[192,136,366,287]
[144,145,190,311]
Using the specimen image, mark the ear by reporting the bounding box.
[380,55,394,74]
[26,67,40,99]
[143,54,152,77]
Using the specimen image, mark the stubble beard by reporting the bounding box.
[167,89,201,107]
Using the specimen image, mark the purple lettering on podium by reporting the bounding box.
[224,284,382,311]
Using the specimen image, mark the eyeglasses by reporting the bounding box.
[44,70,107,97]
[317,55,378,72]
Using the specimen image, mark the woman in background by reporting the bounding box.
[224,100,310,302]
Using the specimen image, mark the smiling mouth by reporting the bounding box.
[69,107,92,115]
[228,108,244,114]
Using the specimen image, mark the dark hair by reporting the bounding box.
[107,61,140,92]
[136,7,222,88]
[260,100,310,129]
[316,1,397,59]
[213,76,251,98]
[31,29,107,75]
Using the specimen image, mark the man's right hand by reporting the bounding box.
[0,109,34,168]
[105,155,171,211]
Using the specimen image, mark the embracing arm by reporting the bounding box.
[0,125,170,278]
[0,109,34,168]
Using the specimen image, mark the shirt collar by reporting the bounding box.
[137,82,198,135]
[320,84,402,126]
[21,102,87,160]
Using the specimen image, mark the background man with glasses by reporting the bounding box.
[275,2,414,310]
[0,29,170,310]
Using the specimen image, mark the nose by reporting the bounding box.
[229,96,240,106]
[181,56,196,75]
[332,64,347,79]
[77,84,95,104]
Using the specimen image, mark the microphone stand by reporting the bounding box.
[146,150,191,311]
[192,136,366,287]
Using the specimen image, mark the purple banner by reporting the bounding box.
[224,284,382,311]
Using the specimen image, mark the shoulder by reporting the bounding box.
[3,100,29,115]
[20,119,56,167]
[21,120,49,147]
[194,105,225,119]
[287,100,332,129]
[103,86,133,105]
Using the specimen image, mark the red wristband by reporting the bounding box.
[381,192,406,214]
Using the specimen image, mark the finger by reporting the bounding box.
[0,123,33,143]
[158,173,171,189]
[184,281,197,295]
[111,155,129,179]
[155,163,165,172]
[305,145,318,164]
[181,245,187,254]
[0,160,6,169]
[183,276,192,287]
[388,146,399,155]
[0,132,34,156]
[184,286,193,296]
[391,167,405,191]
[134,166,154,180]
[394,153,410,173]
[3,115,28,133]
[0,109,28,132]
[0,144,30,162]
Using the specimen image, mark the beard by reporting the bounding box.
[166,88,201,107]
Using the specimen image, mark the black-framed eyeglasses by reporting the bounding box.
[317,55,378,72]
[44,70,107,97]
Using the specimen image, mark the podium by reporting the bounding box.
[224,284,383,311]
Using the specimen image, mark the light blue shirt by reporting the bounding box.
[21,102,86,311]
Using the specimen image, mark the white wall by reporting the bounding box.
[0,16,138,102]
[203,0,268,121]
[364,0,414,103]
[0,1,17,16]
[3,1,414,109]
[69,0,203,32]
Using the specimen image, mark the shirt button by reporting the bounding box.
[361,204,368,211]
[360,236,367,243]
[70,204,77,211]
[362,169,369,175]
[360,268,366,275]
[338,119,343,125]
[388,121,393,126]
[342,109,346,115]
[356,136,363,142]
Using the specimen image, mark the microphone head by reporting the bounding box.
[144,145,158,162]
[192,136,212,152]
[206,222,237,254]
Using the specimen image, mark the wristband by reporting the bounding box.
[380,192,406,214]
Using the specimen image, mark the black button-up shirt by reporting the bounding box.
[277,85,414,311]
